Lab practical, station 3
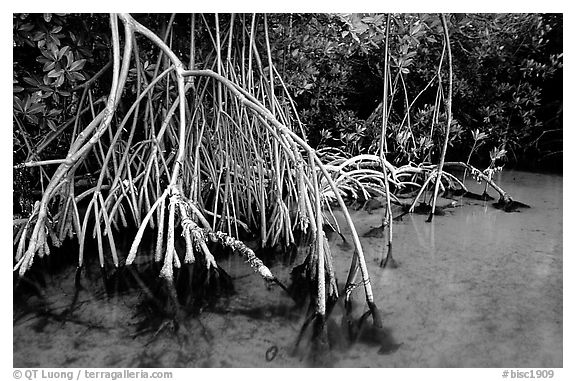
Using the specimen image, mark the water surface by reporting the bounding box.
[13,170,562,367]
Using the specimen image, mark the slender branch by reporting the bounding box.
[428,13,453,222]
[379,13,391,155]
[14,159,66,169]
[34,97,106,156]
[70,60,112,92]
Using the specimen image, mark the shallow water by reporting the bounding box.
[13,170,562,367]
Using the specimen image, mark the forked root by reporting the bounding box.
[380,242,398,269]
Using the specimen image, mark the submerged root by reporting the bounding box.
[291,245,392,360]
[494,198,531,212]
[292,312,335,365]
[379,243,398,269]
[293,293,401,362]
[287,243,339,310]
[288,260,312,308]
[347,315,402,354]
[98,265,141,297]
[367,300,383,328]
[341,296,401,354]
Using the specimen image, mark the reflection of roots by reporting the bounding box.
[117,261,234,344]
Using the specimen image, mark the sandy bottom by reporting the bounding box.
[13,170,562,367]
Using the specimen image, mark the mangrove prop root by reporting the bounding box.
[292,312,315,356]
[352,309,373,342]
[428,13,454,221]
[380,242,398,269]
[343,252,360,308]
[99,266,111,296]
[293,312,327,357]
[494,198,531,212]
[204,230,275,282]
[126,188,281,295]
[14,14,389,333]
[272,278,294,301]
[74,266,84,291]
[14,15,534,338]
[368,300,383,328]
[400,162,524,219]
[443,162,518,204]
